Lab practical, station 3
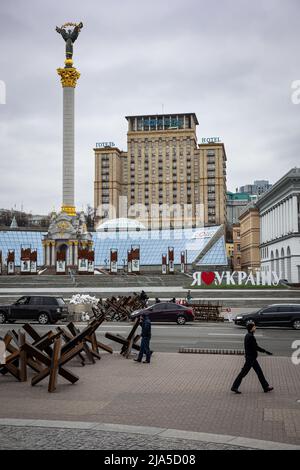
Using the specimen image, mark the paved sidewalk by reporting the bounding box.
[0,353,299,449]
[0,421,258,450]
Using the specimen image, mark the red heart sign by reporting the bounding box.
[201,271,215,285]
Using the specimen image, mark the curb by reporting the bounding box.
[179,347,245,355]
[0,419,299,450]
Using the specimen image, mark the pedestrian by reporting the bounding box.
[155,297,161,303]
[186,290,192,304]
[140,290,149,307]
[134,313,152,363]
[231,321,274,394]
[169,297,176,303]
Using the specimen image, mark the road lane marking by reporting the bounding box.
[207,333,263,337]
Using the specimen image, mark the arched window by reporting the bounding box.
[271,251,274,272]
[287,246,292,281]
[281,248,285,279]
[275,249,280,277]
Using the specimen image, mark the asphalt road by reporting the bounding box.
[0,291,300,309]
[1,321,299,357]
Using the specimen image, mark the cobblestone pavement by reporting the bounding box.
[0,353,299,447]
[0,425,254,450]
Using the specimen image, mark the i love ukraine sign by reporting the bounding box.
[191,271,280,287]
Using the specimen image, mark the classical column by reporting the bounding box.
[279,204,282,237]
[68,241,73,266]
[278,204,282,237]
[57,63,80,217]
[270,209,273,240]
[43,242,46,266]
[292,195,298,232]
[283,202,286,236]
[74,241,78,266]
[51,242,55,266]
[46,243,50,267]
[288,198,292,232]
[286,199,289,233]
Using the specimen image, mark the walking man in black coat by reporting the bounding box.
[134,313,152,363]
[231,321,274,394]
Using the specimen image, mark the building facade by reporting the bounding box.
[94,113,227,228]
[226,191,252,225]
[238,204,260,272]
[256,168,300,283]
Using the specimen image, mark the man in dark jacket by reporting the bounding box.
[134,313,152,363]
[140,290,149,308]
[231,321,274,394]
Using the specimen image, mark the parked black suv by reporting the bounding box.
[0,296,69,325]
[234,304,300,330]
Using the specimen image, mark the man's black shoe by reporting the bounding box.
[134,359,141,362]
[264,386,274,393]
[231,388,241,394]
[143,361,150,363]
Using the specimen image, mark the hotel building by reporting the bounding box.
[94,113,227,229]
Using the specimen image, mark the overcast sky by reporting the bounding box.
[0,0,299,214]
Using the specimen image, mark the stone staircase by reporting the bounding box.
[0,273,189,288]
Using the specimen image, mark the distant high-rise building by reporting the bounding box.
[94,113,227,228]
[239,180,272,196]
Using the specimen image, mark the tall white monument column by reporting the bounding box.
[57,61,80,217]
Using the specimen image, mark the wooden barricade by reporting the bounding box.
[188,301,223,322]
[102,294,145,321]
[0,313,113,392]
[105,317,151,359]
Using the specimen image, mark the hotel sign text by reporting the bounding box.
[202,137,221,143]
[96,142,115,148]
